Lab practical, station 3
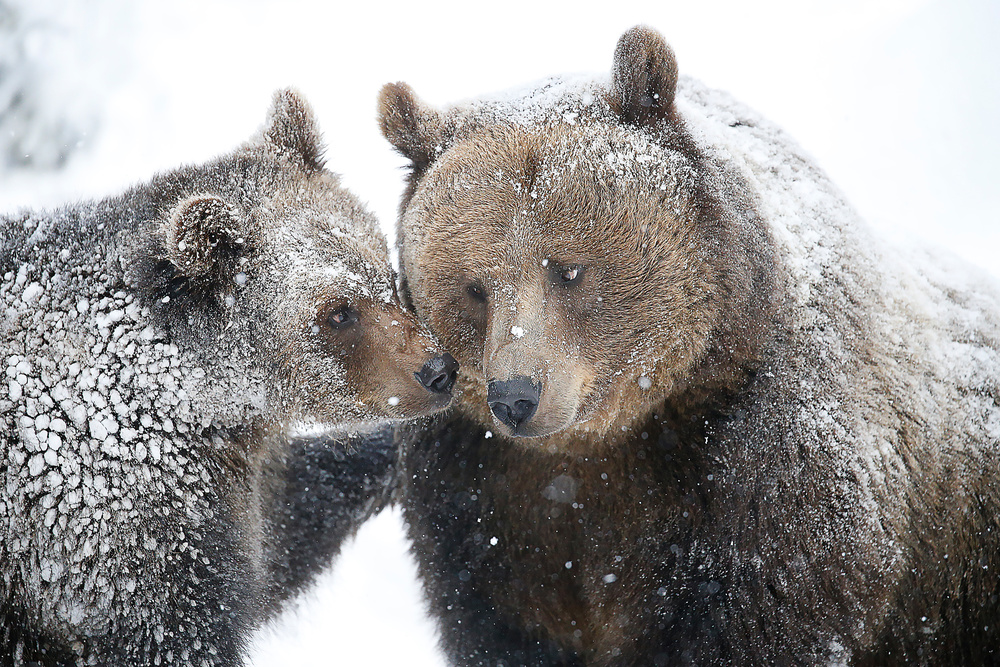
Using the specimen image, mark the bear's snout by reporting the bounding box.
[415,352,459,394]
[487,376,541,433]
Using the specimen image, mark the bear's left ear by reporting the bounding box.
[610,26,678,127]
[263,87,326,172]
[164,195,239,279]
[378,82,445,171]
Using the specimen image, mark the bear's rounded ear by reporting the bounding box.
[610,26,678,127]
[378,82,444,170]
[263,87,326,172]
[164,195,238,278]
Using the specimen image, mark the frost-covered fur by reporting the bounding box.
[380,27,1000,665]
[1,89,450,666]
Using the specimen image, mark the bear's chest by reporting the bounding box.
[476,457,690,656]
[409,414,720,657]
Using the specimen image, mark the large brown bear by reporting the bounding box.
[1,89,456,666]
[378,26,1000,666]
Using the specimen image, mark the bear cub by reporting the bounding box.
[1,89,456,666]
[379,25,1000,666]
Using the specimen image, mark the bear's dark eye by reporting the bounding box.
[327,305,358,330]
[550,264,585,287]
[467,283,487,303]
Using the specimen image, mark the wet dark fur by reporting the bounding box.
[395,338,1000,665]
[263,428,396,610]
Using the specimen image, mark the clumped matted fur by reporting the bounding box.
[379,26,1000,665]
[1,89,450,666]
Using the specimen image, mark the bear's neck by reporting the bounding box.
[454,376,746,456]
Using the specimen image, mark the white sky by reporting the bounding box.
[2,1,997,664]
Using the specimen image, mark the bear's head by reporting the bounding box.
[379,27,774,447]
[134,89,457,432]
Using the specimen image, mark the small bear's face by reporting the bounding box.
[255,190,455,427]
[154,89,455,431]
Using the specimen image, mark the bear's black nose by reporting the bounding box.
[415,353,459,394]
[487,376,541,430]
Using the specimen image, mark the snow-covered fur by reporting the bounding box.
[1,89,452,666]
[379,26,1000,665]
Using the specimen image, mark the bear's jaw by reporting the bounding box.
[453,387,643,454]
[450,359,715,446]
[453,356,754,453]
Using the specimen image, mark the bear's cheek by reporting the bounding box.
[338,307,455,419]
[534,326,665,435]
[416,282,487,377]
[275,351,363,424]
[435,309,485,374]
[523,365,595,438]
[540,354,639,436]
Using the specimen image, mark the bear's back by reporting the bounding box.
[678,77,1000,458]
[676,80,1000,657]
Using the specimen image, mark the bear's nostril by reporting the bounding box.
[415,353,459,394]
[513,399,535,416]
[492,402,513,426]
[487,376,541,431]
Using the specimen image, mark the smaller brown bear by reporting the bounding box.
[1,89,456,666]
[379,25,1000,667]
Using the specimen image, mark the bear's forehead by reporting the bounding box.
[268,228,394,305]
[407,125,693,258]
[429,123,689,203]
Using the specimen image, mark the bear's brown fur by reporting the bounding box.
[379,26,1000,665]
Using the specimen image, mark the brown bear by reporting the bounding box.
[378,25,1000,666]
[1,88,456,666]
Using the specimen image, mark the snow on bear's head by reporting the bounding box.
[138,89,455,431]
[378,28,774,446]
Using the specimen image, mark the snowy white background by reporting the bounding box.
[1,0,997,664]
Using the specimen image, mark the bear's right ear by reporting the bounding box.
[164,195,239,279]
[610,26,678,127]
[378,82,445,170]
[263,87,326,173]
